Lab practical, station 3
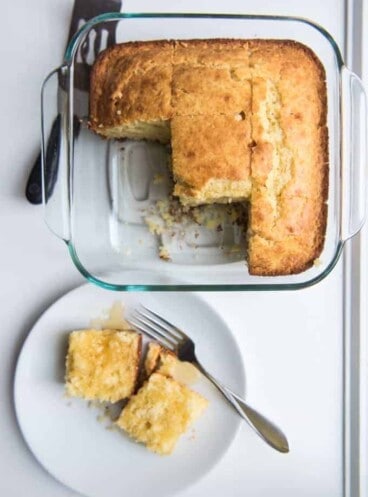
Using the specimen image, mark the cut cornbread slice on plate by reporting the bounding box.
[116,372,208,455]
[144,342,200,386]
[144,342,162,377]
[171,114,252,205]
[15,287,245,496]
[144,342,178,378]
[65,329,142,403]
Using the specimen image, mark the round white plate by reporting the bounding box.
[14,284,245,497]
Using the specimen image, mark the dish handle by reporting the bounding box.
[41,66,72,242]
[341,67,368,241]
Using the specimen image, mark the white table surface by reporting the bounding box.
[1,1,364,496]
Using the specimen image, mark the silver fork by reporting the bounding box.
[127,305,289,454]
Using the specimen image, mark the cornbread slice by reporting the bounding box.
[171,114,252,205]
[144,342,162,377]
[247,41,328,275]
[172,39,250,117]
[250,45,327,200]
[65,329,142,403]
[89,41,173,143]
[144,342,200,385]
[116,372,208,455]
[172,65,251,116]
[144,342,178,377]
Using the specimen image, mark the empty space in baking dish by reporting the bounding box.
[107,140,247,265]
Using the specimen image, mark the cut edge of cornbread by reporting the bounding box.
[170,112,252,205]
[144,342,180,379]
[174,178,252,206]
[116,372,208,455]
[65,329,142,403]
[94,120,171,143]
[144,342,163,377]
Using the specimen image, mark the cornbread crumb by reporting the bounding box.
[145,218,164,235]
[65,329,141,403]
[159,246,171,261]
[144,198,245,244]
[153,173,165,184]
[116,373,208,455]
[106,424,119,432]
[227,245,241,254]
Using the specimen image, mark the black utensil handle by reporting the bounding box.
[26,115,61,205]
[26,116,81,205]
[26,0,123,204]
[25,152,43,204]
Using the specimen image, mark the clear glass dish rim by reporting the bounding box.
[63,12,345,67]
[62,12,345,292]
[66,241,344,292]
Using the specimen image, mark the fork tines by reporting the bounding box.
[127,305,185,351]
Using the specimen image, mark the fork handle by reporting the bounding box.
[194,362,289,453]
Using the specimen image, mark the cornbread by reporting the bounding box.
[65,329,141,403]
[116,372,208,455]
[144,342,200,385]
[144,342,162,377]
[89,39,328,275]
[171,114,252,204]
[144,342,178,378]
[89,41,173,142]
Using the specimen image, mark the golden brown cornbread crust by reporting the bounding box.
[171,114,252,202]
[89,39,328,276]
[89,40,174,130]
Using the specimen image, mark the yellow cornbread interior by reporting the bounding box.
[104,120,171,143]
[116,372,208,455]
[144,342,200,385]
[144,342,162,377]
[65,329,141,403]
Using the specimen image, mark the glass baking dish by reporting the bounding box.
[41,13,367,291]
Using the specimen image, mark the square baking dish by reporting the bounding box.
[41,13,367,291]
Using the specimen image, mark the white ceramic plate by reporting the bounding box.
[14,284,245,497]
